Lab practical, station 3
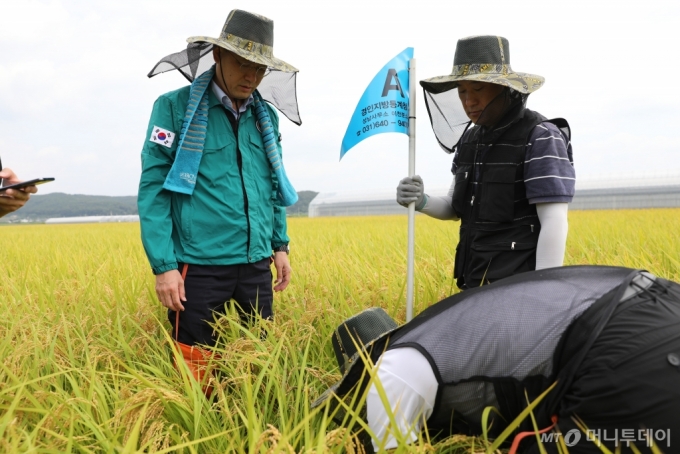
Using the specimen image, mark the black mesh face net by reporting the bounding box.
[147,42,301,125]
[474,87,527,128]
[422,83,527,153]
[423,86,471,154]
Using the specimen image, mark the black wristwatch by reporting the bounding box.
[273,244,290,255]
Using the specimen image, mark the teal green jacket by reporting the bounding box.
[138,85,289,274]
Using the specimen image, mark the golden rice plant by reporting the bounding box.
[0,208,677,452]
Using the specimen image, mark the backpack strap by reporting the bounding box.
[544,117,572,164]
[545,118,570,142]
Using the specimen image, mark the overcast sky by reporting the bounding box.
[1,0,679,196]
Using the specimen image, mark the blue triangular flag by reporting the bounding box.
[340,47,413,160]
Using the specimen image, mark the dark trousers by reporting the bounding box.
[169,258,273,347]
[536,279,680,453]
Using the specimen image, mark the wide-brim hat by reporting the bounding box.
[187,9,298,73]
[420,35,544,95]
[311,308,399,408]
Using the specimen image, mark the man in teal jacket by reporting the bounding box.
[138,10,299,359]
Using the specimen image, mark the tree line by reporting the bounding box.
[0,191,319,223]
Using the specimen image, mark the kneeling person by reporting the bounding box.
[313,266,680,453]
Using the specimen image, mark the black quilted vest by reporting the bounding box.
[451,106,546,289]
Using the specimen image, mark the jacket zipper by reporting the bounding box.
[225,110,251,259]
[464,140,480,284]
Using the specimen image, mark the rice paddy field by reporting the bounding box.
[1,209,679,453]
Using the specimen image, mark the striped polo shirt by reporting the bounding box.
[453,121,575,204]
[524,122,575,203]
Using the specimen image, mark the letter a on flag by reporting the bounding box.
[340,47,414,160]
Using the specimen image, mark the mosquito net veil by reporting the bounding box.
[148,42,301,125]
[421,81,528,153]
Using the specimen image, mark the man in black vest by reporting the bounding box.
[313,266,680,453]
[396,36,575,289]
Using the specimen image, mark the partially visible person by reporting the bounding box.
[397,36,575,290]
[314,266,680,453]
[0,167,38,217]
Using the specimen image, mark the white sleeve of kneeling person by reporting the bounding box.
[367,347,438,451]
[535,202,569,270]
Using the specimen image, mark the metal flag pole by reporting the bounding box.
[406,57,416,322]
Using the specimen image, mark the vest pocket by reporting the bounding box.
[452,164,471,216]
[468,227,537,283]
[469,241,535,282]
[454,227,467,280]
[479,166,516,222]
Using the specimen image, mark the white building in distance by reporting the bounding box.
[45,215,140,224]
[308,172,680,217]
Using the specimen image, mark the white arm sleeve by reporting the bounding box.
[419,176,460,220]
[367,348,438,451]
[535,202,569,270]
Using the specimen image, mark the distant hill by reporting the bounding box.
[286,190,318,217]
[0,193,137,223]
[1,190,319,223]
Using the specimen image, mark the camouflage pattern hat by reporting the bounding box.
[187,9,298,73]
[420,35,544,94]
[311,307,399,408]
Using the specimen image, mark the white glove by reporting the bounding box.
[396,175,427,209]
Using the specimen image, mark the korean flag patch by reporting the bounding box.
[150,126,175,148]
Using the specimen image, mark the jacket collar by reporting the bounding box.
[208,85,256,124]
[208,87,222,109]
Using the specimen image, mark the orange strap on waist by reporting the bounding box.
[171,263,216,398]
[175,263,189,341]
[508,415,559,454]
